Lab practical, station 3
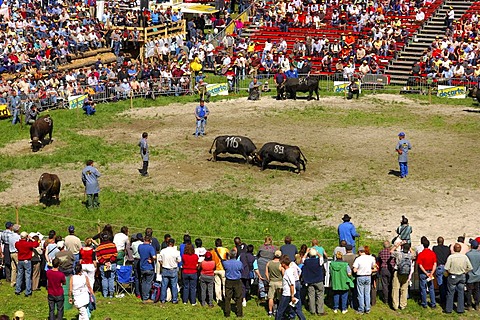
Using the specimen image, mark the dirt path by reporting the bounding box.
[1,94,478,245]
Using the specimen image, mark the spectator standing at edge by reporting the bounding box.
[353,246,377,314]
[338,214,360,253]
[95,232,118,298]
[280,236,298,262]
[138,235,156,303]
[159,238,181,304]
[222,250,244,318]
[138,132,149,177]
[15,231,39,296]
[211,238,229,303]
[390,241,414,311]
[64,225,82,271]
[444,243,473,314]
[433,237,450,307]
[465,240,480,310]
[395,132,412,179]
[81,160,101,209]
[275,255,306,320]
[416,238,437,309]
[377,241,395,305]
[302,248,326,316]
[47,258,66,320]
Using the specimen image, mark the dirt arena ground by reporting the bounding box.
[1,94,479,245]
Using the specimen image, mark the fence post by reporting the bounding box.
[16,206,19,225]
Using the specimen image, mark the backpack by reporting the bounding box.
[150,282,161,303]
[397,252,411,275]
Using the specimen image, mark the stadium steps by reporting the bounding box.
[387,0,472,86]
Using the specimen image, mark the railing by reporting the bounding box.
[109,20,186,43]
[211,4,252,47]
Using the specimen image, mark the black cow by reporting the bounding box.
[256,142,307,173]
[209,135,257,164]
[468,86,480,102]
[38,173,61,205]
[285,76,320,100]
[30,115,53,152]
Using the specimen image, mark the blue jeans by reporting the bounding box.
[133,259,141,296]
[436,265,447,305]
[12,108,20,125]
[16,260,32,295]
[275,295,306,320]
[446,274,465,313]
[100,263,116,297]
[161,268,179,303]
[333,290,349,311]
[419,272,436,307]
[399,162,408,178]
[258,278,267,299]
[72,253,80,272]
[357,276,371,313]
[195,119,206,137]
[141,269,155,301]
[182,272,198,304]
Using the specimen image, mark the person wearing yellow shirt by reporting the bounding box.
[211,238,229,302]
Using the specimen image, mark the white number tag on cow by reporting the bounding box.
[274,145,284,154]
[226,136,241,148]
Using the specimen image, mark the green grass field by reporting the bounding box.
[1,92,479,319]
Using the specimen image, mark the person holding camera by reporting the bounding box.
[14,231,39,296]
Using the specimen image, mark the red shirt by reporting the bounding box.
[80,247,95,265]
[200,260,215,276]
[182,253,199,274]
[46,269,66,296]
[417,248,437,271]
[15,239,39,261]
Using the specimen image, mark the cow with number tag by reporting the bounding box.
[209,135,257,164]
[255,142,308,173]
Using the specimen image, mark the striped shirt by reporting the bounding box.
[95,241,118,264]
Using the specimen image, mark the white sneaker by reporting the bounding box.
[242,300,247,307]
[342,310,348,314]
[333,309,338,314]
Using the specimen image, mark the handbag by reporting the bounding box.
[88,293,96,312]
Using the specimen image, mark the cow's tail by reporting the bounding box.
[208,137,218,154]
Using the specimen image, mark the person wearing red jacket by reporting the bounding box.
[15,231,39,296]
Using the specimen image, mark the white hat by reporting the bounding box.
[57,241,65,249]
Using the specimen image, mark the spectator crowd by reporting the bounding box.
[2,214,480,319]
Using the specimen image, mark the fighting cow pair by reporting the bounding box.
[209,136,307,173]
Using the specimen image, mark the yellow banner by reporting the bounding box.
[0,104,10,119]
[437,85,466,99]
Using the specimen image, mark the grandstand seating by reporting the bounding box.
[246,0,443,75]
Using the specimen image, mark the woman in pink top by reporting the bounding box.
[182,243,199,305]
[199,251,216,307]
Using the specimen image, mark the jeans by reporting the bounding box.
[275,295,306,320]
[258,278,267,299]
[161,268,179,303]
[436,265,447,305]
[100,263,116,297]
[356,276,371,313]
[446,274,466,313]
[141,269,155,301]
[48,294,64,320]
[12,108,20,125]
[399,162,408,178]
[200,274,214,306]
[224,279,243,317]
[419,272,436,307]
[182,272,198,304]
[307,281,325,314]
[72,253,80,272]
[16,260,32,295]
[333,290,349,311]
[195,118,206,137]
[466,281,480,308]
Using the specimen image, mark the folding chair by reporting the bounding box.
[115,265,135,296]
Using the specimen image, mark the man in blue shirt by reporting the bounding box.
[9,91,22,125]
[138,235,157,303]
[338,214,360,253]
[81,160,101,209]
[395,132,412,178]
[194,100,209,137]
[223,250,243,317]
[285,65,299,78]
